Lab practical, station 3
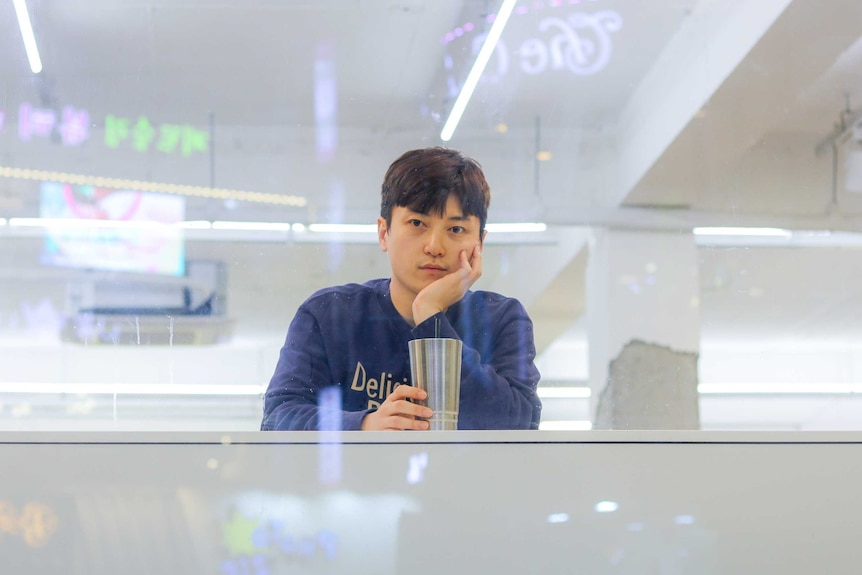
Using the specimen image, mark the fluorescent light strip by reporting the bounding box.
[0,383,265,396]
[13,0,42,74]
[440,0,518,142]
[212,221,291,232]
[537,387,590,399]
[2,219,552,234]
[308,224,378,233]
[539,420,593,431]
[0,165,306,207]
[305,223,548,234]
[179,220,212,230]
[9,217,181,230]
[694,229,862,248]
[693,227,792,237]
[698,383,862,394]
[486,222,547,233]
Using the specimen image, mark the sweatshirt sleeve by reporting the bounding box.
[261,304,369,431]
[411,300,542,430]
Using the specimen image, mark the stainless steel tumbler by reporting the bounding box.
[408,338,463,430]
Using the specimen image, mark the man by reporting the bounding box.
[261,147,541,431]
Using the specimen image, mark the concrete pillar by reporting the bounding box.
[587,229,701,429]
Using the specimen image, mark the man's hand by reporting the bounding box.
[412,244,482,325]
[360,385,434,430]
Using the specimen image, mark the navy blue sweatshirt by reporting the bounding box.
[261,278,542,431]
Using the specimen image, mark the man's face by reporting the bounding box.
[378,194,484,301]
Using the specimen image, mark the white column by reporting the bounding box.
[586,228,701,429]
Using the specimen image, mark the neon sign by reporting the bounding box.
[220,511,337,575]
[58,106,91,146]
[1,103,209,158]
[442,4,622,93]
[18,103,91,146]
[105,114,208,157]
[0,499,60,548]
[521,12,623,76]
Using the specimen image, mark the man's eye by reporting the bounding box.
[450,226,465,234]
[408,219,423,227]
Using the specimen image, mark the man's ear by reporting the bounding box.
[377,217,389,252]
[480,229,487,246]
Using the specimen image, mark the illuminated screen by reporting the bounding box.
[39,182,186,276]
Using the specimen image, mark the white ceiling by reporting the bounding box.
[3,0,859,221]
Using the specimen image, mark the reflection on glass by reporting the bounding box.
[0,0,859,431]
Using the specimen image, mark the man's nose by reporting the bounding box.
[423,229,445,257]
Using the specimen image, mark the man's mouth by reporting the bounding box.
[420,264,446,271]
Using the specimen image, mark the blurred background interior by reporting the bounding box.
[2,0,862,431]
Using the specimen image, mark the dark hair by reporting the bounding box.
[380,147,490,234]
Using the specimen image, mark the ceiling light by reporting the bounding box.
[594,501,619,513]
[8,217,55,228]
[8,218,214,231]
[13,0,42,74]
[693,227,792,237]
[694,228,862,248]
[179,220,212,229]
[698,383,862,394]
[9,217,173,230]
[212,221,291,231]
[308,224,378,233]
[0,383,265,396]
[5,218,554,237]
[486,222,547,233]
[547,513,569,524]
[440,0,517,142]
[304,223,548,234]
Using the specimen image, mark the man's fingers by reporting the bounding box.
[363,382,439,430]
[380,387,433,420]
[383,416,430,431]
[460,249,471,270]
[385,398,433,420]
[363,410,431,431]
[389,385,426,402]
[468,245,482,278]
[458,249,481,287]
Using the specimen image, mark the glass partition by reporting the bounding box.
[1,0,861,431]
